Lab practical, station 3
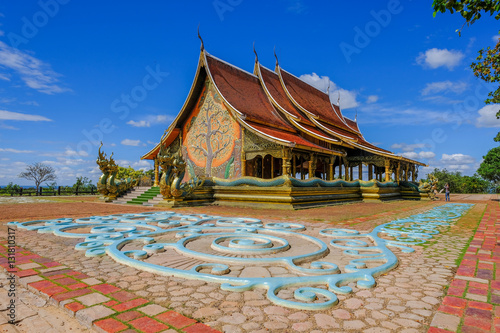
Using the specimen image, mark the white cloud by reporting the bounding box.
[299,73,359,109]
[127,120,150,127]
[127,115,174,128]
[132,160,153,171]
[421,81,468,96]
[475,104,500,128]
[441,153,475,165]
[147,140,156,145]
[0,41,70,94]
[121,139,141,146]
[64,148,89,157]
[358,104,474,126]
[416,48,464,70]
[493,35,500,43]
[391,143,428,152]
[419,151,436,159]
[399,151,435,159]
[366,95,378,103]
[0,110,52,121]
[0,148,34,153]
[0,73,10,81]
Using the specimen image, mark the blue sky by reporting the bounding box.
[0,0,498,186]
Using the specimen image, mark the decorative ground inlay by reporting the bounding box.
[8,203,472,311]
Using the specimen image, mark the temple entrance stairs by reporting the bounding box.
[125,187,161,205]
[112,186,155,204]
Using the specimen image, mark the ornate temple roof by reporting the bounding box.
[142,47,425,167]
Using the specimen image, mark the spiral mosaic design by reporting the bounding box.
[8,203,472,310]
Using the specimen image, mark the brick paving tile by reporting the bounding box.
[461,325,490,333]
[113,298,149,312]
[42,268,73,276]
[156,311,196,329]
[28,280,55,291]
[183,323,221,333]
[103,300,119,307]
[65,301,86,313]
[111,290,137,302]
[92,283,121,294]
[53,277,78,285]
[94,318,129,333]
[48,274,68,280]
[51,287,93,302]
[68,282,88,290]
[15,269,38,277]
[438,304,463,316]
[465,307,492,320]
[43,261,63,268]
[442,296,467,308]
[41,285,67,296]
[115,311,144,322]
[468,301,493,311]
[464,316,491,330]
[129,316,168,333]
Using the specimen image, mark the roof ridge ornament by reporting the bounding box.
[197,24,204,51]
[355,110,358,122]
[274,46,279,67]
[337,91,341,108]
[253,41,258,63]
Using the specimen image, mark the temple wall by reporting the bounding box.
[181,79,242,181]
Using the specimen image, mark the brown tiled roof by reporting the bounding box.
[205,54,293,132]
[344,117,362,135]
[279,69,354,133]
[246,121,341,154]
[258,65,314,126]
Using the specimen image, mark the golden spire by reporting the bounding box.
[197,24,204,51]
[274,46,279,67]
[253,42,258,63]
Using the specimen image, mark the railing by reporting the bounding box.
[0,186,98,196]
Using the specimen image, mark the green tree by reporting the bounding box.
[478,146,500,182]
[18,162,57,195]
[433,0,500,140]
[117,166,145,180]
[73,176,94,190]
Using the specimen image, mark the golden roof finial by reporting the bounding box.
[274,46,279,67]
[197,24,204,51]
[253,42,258,63]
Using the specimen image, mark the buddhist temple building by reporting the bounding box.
[141,43,427,209]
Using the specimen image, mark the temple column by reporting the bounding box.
[368,164,373,180]
[345,161,349,181]
[385,159,390,182]
[349,165,353,181]
[153,158,159,187]
[292,155,297,178]
[404,163,409,181]
[338,157,343,179]
[412,164,416,182]
[358,163,363,180]
[396,162,401,184]
[242,158,246,176]
[282,148,291,177]
[308,153,317,179]
[329,156,334,181]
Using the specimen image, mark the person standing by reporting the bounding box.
[444,183,450,201]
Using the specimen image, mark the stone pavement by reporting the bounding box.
[0,199,494,332]
[428,201,500,333]
[0,241,218,332]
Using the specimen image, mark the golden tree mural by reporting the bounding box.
[188,96,234,177]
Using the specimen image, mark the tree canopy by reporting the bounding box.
[478,146,500,182]
[427,168,493,193]
[18,162,57,193]
[433,0,500,139]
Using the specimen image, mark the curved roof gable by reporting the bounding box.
[204,53,293,132]
[277,67,356,133]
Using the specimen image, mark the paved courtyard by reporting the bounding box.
[0,194,498,332]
